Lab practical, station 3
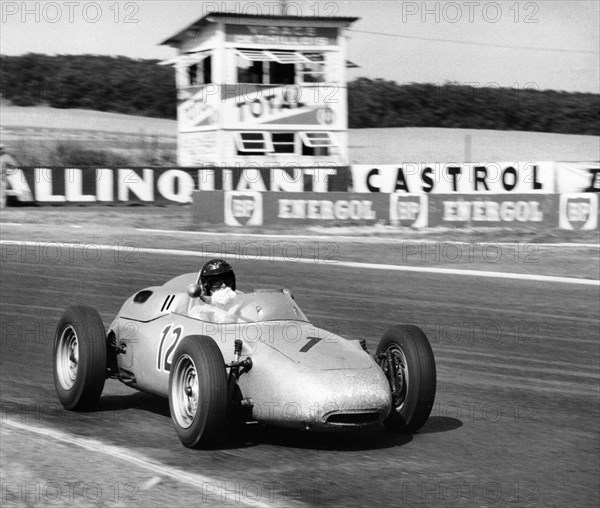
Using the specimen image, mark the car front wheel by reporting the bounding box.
[376,325,436,433]
[169,336,228,449]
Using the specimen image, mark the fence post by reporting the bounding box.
[464,134,472,162]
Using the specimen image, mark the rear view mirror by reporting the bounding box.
[187,283,202,298]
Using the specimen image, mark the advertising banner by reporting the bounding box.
[351,162,554,194]
[267,192,388,225]
[193,192,590,230]
[219,84,342,130]
[6,166,349,204]
[558,193,599,230]
[177,83,342,131]
[178,131,219,166]
[192,191,388,226]
[225,24,338,46]
[389,194,429,227]
[428,194,558,228]
[224,191,264,226]
[177,86,220,132]
[554,162,600,193]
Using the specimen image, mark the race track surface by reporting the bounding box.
[1,237,599,507]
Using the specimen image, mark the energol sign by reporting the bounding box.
[429,194,557,227]
[278,199,376,220]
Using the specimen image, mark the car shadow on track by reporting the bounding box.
[233,416,462,450]
[417,416,463,434]
[96,392,170,417]
[94,395,462,451]
[236,425,413,450]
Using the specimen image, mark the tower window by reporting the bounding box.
[234,132,273,154]
[272,133,296,153]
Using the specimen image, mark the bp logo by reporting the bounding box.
[224,191,263,226]
[389,194,428,227]
[559,193,598,230]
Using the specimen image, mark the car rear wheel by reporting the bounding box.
[376,325,436,433]
[53,306,107,410]
[169,336,228,449]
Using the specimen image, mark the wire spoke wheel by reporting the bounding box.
[376,325,436,433]
[380,344,409,411]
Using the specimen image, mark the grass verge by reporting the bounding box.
[10,140,176,166]
[1,205,599,245]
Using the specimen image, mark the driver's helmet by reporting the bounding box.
[198,258,236,296]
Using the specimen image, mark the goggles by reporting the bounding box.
[204,272,235,291]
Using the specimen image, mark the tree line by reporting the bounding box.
[1,54,598,135]
[348,78,599,135]
[1,54,176,118]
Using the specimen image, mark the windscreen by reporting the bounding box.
[189,290,308,324]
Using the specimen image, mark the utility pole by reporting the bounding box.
[279,0,288,16]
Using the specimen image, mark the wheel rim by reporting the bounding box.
[172,354,199,429]
[56,325,79,390]
[382,345,409,410]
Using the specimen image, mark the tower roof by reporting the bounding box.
[161,12,359,47]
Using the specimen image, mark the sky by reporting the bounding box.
[1,0,599,93]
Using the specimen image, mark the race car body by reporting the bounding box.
[53,273,436,448]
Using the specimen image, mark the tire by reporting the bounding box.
[168,336,228,449]
[376,325,436,433]
[53,306,107,410]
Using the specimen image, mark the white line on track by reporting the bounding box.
[2,418,294,508]
[2,223,599,248]
[1,240,598,285]
[134,227,600,248]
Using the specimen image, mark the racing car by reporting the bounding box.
[53,271,436,448]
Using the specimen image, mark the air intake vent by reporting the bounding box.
[133,290,153,303]
[325,412,381,426]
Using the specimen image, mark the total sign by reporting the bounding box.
[220,84,343,129]
[178,86,219,131]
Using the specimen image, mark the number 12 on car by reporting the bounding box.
[157,325,183,372]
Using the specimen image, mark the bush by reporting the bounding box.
[1,54,176,119]
[348,78,600,135]
[2,54,598,135]
[50,142,134,166]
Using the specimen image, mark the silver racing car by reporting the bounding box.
[53,272,436,448]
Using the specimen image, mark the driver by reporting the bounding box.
[188,259,238,322]
[198,258,238,307]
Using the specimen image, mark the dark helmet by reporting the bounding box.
[199,258,236,296]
